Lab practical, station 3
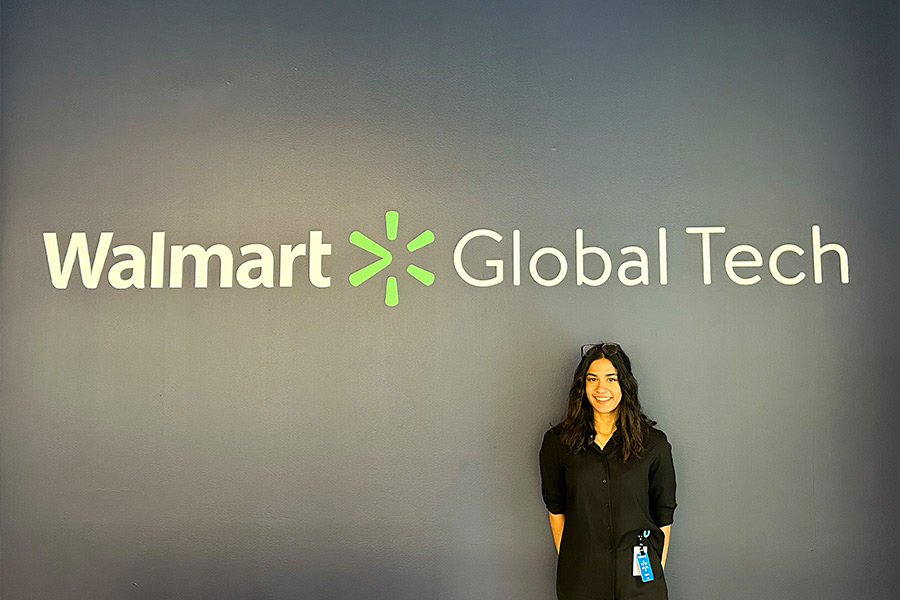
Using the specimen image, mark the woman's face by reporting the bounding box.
[585,358,622,416]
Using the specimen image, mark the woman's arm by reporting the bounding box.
[660,524,671,568]
[540,431,566,554]
[548,512,565,554]
[648,432,676,569]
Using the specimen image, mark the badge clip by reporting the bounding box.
[633,530,654,582]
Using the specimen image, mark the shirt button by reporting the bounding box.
[602,479,607,483]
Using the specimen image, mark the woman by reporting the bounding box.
[539,342,676,600]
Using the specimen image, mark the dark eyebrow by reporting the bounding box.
[587,371,618,378]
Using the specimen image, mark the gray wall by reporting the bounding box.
[2,1,898,598]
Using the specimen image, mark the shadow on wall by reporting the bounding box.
[122,540,449,600]
[1,524,448,600]
[120,550,446,600]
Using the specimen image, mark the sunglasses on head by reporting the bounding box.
[581,342,621,358]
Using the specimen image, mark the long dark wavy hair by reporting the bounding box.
[553,342,655,460]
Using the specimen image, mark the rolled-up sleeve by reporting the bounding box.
[539,429,566,514]
[648,433,677,526]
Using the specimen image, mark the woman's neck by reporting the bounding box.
[594,411,618,435]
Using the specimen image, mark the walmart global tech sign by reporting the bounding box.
[43,210,850,306]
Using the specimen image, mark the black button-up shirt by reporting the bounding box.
[539,427,677,600]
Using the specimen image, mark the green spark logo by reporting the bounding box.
[349,210,435,307]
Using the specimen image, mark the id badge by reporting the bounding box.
[632,546,654,582]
